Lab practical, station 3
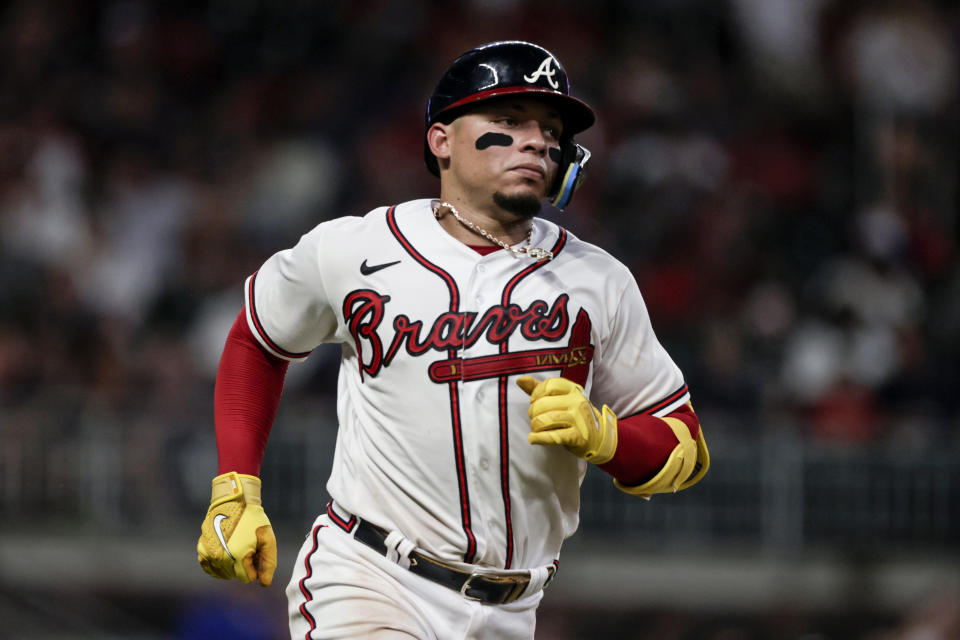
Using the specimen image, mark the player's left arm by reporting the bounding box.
[516,378,709,497]
[517,265,709,497]
[599,401,709,498]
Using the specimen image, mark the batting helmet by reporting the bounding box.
[424,41,595,209]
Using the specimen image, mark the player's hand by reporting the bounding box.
[197,472,277,587]
[517,376,618,464]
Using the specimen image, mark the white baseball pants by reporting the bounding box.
[286,514,543,639]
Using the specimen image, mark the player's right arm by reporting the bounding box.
[198,222,340,585]
[197,310,287,586]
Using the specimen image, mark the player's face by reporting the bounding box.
[447,99,564,210]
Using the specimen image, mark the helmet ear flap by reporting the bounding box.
[549,141,591,210]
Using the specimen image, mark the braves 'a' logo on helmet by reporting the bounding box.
[523,56,559,89]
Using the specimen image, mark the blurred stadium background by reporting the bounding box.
[1,0,958,638]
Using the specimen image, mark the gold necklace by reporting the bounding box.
[433,201,554,261]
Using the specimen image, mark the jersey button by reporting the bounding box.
[477,264,486,273]
[480,458,490,470]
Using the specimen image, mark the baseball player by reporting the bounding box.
[197,41,709,639]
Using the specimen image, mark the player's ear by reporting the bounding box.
[427,121,453,168]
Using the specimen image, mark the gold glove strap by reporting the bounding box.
[586,404,618,465]
[210,472,262,507]
[613,417,708,498]
[661,417,698,481]
[678,430,710,491]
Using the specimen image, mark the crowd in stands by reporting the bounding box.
[2,2,957,638]
[1,0,957,518]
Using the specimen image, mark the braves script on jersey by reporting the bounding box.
[245,198,689,572]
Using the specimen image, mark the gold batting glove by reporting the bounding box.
[517,376,618,464]
[197,472,277,587]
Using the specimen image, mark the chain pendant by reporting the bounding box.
[526,247,553,261]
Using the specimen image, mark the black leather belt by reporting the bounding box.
[328,503,552,605]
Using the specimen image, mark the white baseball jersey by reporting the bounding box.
[246,198,689,572]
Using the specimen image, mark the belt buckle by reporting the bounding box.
[459,573,485,602]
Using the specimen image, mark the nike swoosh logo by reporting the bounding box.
[213,514,234,559]
[360,259,401,275]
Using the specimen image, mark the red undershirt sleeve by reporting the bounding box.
[597,403,700,486]
[214,308,290,476]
